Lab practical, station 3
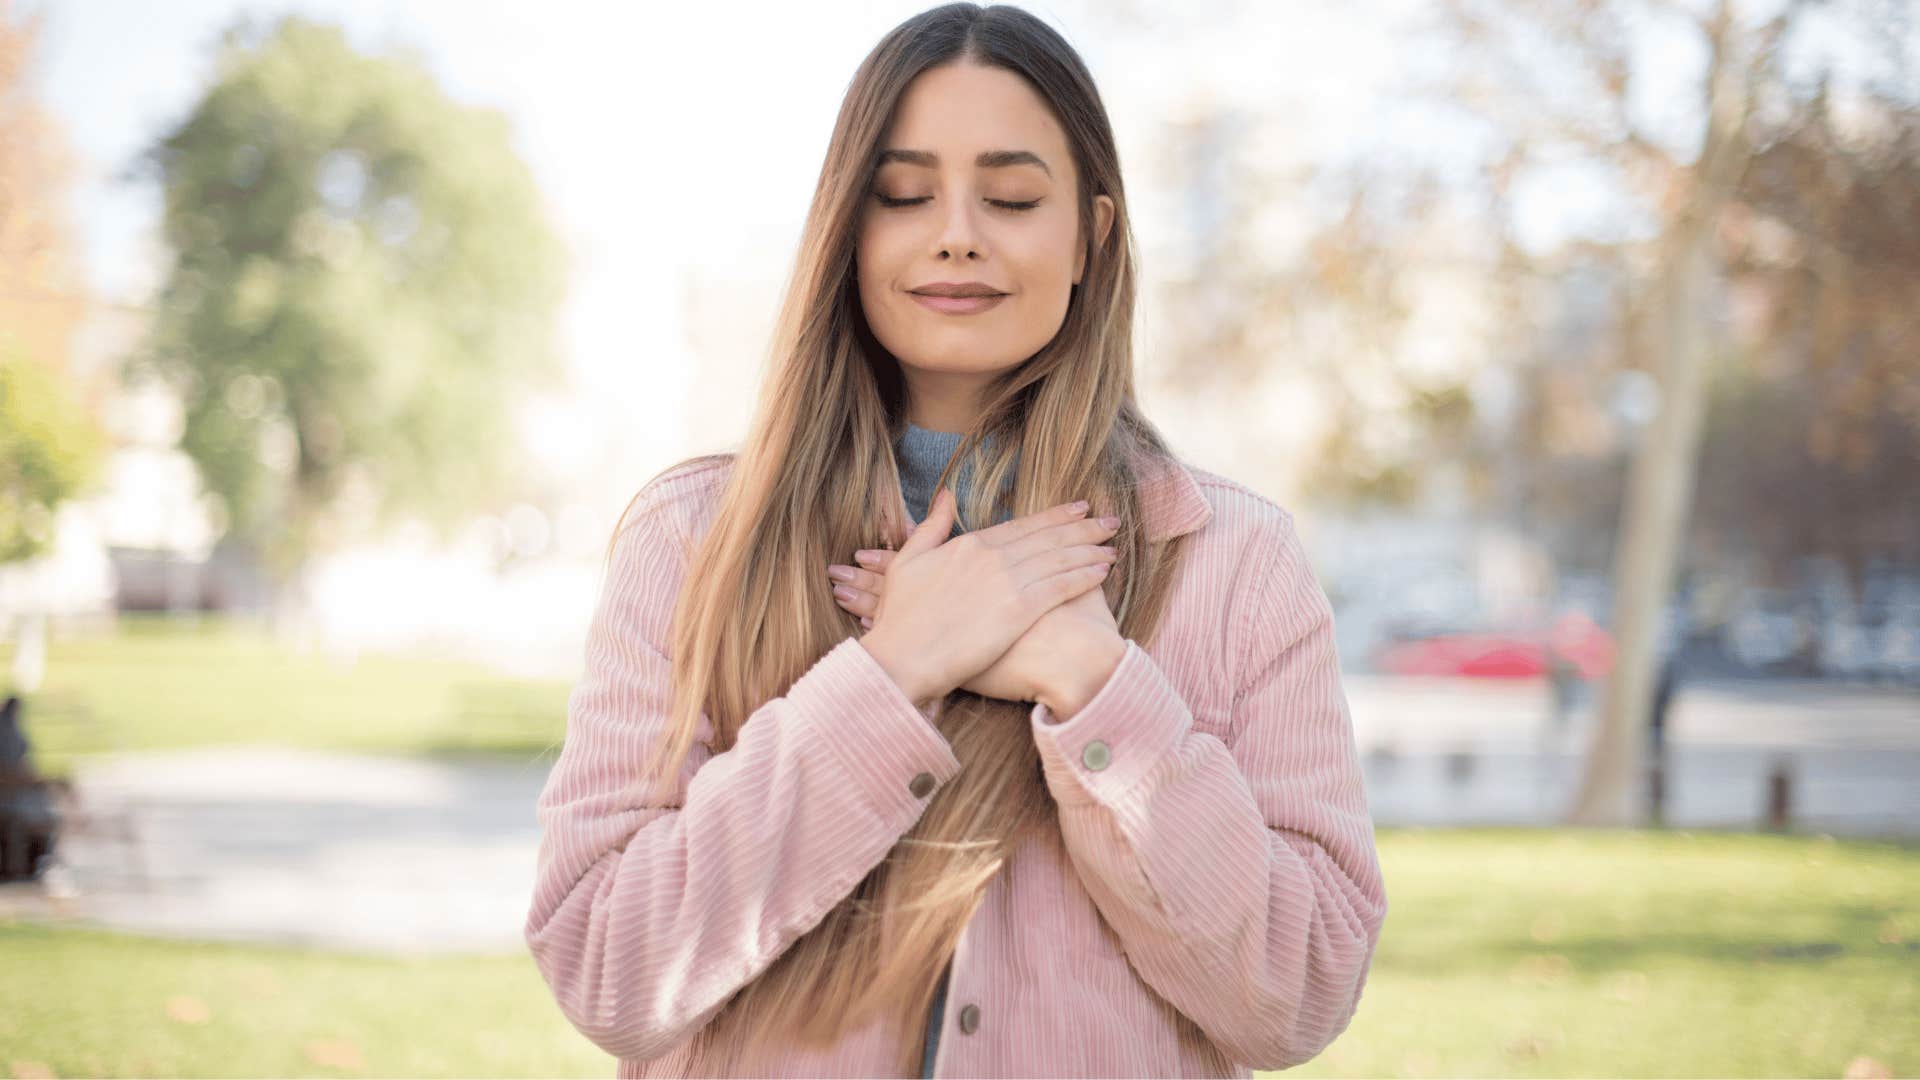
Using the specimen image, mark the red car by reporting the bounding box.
[1371,611,1615,679]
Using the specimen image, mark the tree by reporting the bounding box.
[1700,88,1920,580]
[0,0,102,567]
[0,344,102,564]
[1423,0,1918,823]
[1131,0,1916,827]
[126,14,568,602]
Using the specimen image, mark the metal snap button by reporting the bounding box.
[1081,740,1111,771]
[909,771,936,798]
[958,1003,980,1034]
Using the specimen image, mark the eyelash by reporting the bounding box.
[873,193,1043,212]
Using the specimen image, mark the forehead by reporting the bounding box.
[881,61,1071,172]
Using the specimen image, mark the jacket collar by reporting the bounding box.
[1135,454,1212,542]
[885,445,1211,544]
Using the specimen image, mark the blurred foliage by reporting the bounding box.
[1249,0,1920,583]
[1700,80,1920,574]
[1434,0,1920,575]
[0,344,105,564]
[0,0,89,379]
[1141,0,1920,575]
[0,1,103,566]
[125,14,568,584]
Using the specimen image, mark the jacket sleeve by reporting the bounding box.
[524,495,961,1062]
[1026,509,1387,1070]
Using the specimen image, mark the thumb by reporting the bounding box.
[898,486,955,560]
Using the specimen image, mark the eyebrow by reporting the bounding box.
[876,148,1053,178]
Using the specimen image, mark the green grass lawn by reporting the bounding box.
[0,922,612,1078]
[2,827,1913,1077]
[1,614,571,778]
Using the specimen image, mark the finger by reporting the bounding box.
[1012,543,1118,586]
[973,497,1091,546]
[825,564,885,593]
[1005,514,1122,566]
[830,582,878,618]
[1023,560,1112,615]
[896,486,955,561]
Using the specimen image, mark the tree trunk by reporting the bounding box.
[1566,1,1747,826]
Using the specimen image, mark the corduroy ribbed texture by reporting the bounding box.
[524,451,1388,1078]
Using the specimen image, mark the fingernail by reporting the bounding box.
[853,550,880,566]
[860,616,873,628]
[827,565,855,582]
[1070,499,1090,513]
[833,584,856,602]
[1099,515,1120,529]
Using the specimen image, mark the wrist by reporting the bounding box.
[858,631,945,707]
[1039,633,1127,721]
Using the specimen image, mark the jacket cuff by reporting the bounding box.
[1029,639,1193,806]
[786,636,962,822]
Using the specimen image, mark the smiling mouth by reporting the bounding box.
[909,292,1009,315]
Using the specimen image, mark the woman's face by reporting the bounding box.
[856,60,1114,405]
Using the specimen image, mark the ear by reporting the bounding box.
[1073,193,1116,285]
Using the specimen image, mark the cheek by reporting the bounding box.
[1012,214,1080,285]
[854,225,898,315]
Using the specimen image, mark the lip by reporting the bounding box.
[909,292,1009,315]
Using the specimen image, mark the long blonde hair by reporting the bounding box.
[609,4,1195,1071]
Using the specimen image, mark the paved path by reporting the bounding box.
[7,747,548,955]
[1,675,1912,954]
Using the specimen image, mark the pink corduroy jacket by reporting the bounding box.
[524,452,1388,1078]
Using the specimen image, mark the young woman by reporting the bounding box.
[524,4,1387,1077]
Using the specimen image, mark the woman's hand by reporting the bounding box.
[847,488,1120,707]
[831,501,1125,710]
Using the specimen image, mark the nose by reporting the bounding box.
[934,195,985,261]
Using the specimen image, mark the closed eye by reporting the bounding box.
[873,194,1043,211]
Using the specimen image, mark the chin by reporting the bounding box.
[900,352,1018,376]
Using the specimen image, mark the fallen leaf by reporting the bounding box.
[1607,970,1649,1003]
[1529,908,1566,943]
[1508,952,1572,985]
[165,995,211,1025]
[1505,1034,1550,1059]
[305,1039,365,1071]
[235,962,284,997]
[1400,1051,1439,1076]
